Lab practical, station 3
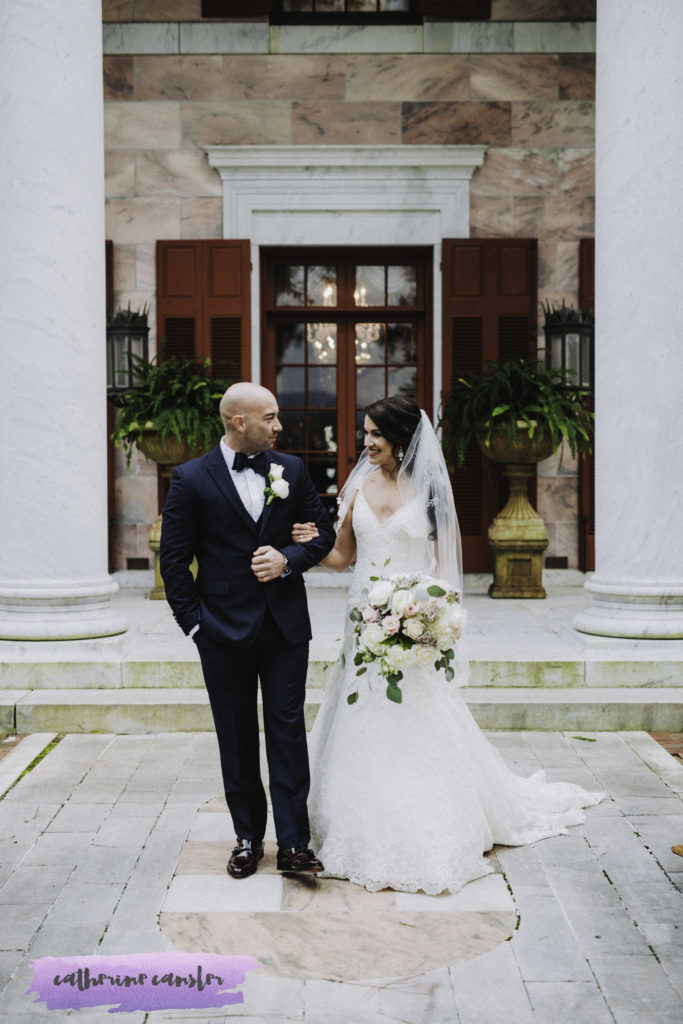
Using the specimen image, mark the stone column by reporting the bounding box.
[0,1,126,639]
[575,0,683,638]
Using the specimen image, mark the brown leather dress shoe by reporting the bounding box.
[276,846,324,873]
[227,838,264,879]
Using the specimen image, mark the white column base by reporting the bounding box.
[574,578,683,639]
[0,578,127,641]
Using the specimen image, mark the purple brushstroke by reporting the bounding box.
[26,952,262,1014]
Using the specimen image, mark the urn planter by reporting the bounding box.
[137,426,204,600]
[477,425,556,599]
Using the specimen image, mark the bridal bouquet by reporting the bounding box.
[346,572,467,705]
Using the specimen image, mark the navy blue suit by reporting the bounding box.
[160,444,335,847]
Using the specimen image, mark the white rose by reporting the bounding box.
[385,645,409,672]
[446,605,467,630]
[404,617,425,641]
[368,579,393,607]
[391,588,416,617]
[269,463,284,480]
[361,623,386,655]
[269,477,290,499]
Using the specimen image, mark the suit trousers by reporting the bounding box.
[195,610,311,848]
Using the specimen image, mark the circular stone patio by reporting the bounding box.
[159,797,518,983]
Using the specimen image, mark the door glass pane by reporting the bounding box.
[387,265,417,306]
[276,365,305,405]
[308,366,337,407]
[383,0,410,8]
[355,322,385,363]
[356,366,385,406]
[307,323,337,363]
[283,0,313,9]
[276,322,306,363]
[308,411,337,454]
[349,0,378,9]
[387,322,417,363]
[317,0,345,10]
[355,266,385,306]
[275,265,305,306]
[388,365,417,399]
[278,410,306,450]
[307,265,338,307]
[566,332,580,382]
[308,454,338,497]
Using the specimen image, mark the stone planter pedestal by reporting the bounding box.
[137,430,202,601]
[478,428,556,599]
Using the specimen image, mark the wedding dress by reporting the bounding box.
[308,486,604,895]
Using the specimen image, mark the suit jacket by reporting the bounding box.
[160,445,336,647]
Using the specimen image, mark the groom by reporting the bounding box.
[160,382,335,878]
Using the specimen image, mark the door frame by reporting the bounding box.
[205,143,486,421]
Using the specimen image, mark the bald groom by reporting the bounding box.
[160,383,335,878]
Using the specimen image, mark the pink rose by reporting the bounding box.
[382,614,401,636]
[404,602,419,617]
[362,605,379,623]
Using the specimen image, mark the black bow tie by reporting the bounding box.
[233,451,268,476]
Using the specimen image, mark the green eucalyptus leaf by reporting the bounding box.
[347,691,358,705]
[386,682,403,704]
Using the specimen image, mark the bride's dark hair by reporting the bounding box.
[364,395,421,463]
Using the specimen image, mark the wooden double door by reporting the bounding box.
[260,247,433,520]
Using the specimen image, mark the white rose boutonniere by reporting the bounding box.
[264,463,290,505]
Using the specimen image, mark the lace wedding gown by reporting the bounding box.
[308,488,604,895]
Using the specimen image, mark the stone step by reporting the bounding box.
[3,686,682,734]
[2,654,682,690]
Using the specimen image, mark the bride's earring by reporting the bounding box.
[397,446,404,462]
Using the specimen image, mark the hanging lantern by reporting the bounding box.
[106,305,150,397]
[543,300,593,391]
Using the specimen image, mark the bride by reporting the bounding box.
[294,395,603,895]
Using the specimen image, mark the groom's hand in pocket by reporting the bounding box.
[251,545,287,583]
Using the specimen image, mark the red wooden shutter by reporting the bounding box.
[203,241,251,380]
[579,237,595,571]
[156,240,251,381]
[157,242,201,362]
[442,239,537,572]
[105,240,114,318]
[106,240,115,572]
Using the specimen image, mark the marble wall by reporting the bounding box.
[103,17,595,570]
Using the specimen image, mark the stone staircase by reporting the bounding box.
[1,571,682,733]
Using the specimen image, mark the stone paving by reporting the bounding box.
[1,729,682,1022]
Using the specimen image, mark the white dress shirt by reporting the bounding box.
[221,440,267,521]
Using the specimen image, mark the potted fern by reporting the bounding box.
[441,358,593,598]
[111,355,234,598]
[111,354,231,469]
[441,357,593,470]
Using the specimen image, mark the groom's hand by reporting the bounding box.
[251,545,287,583]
